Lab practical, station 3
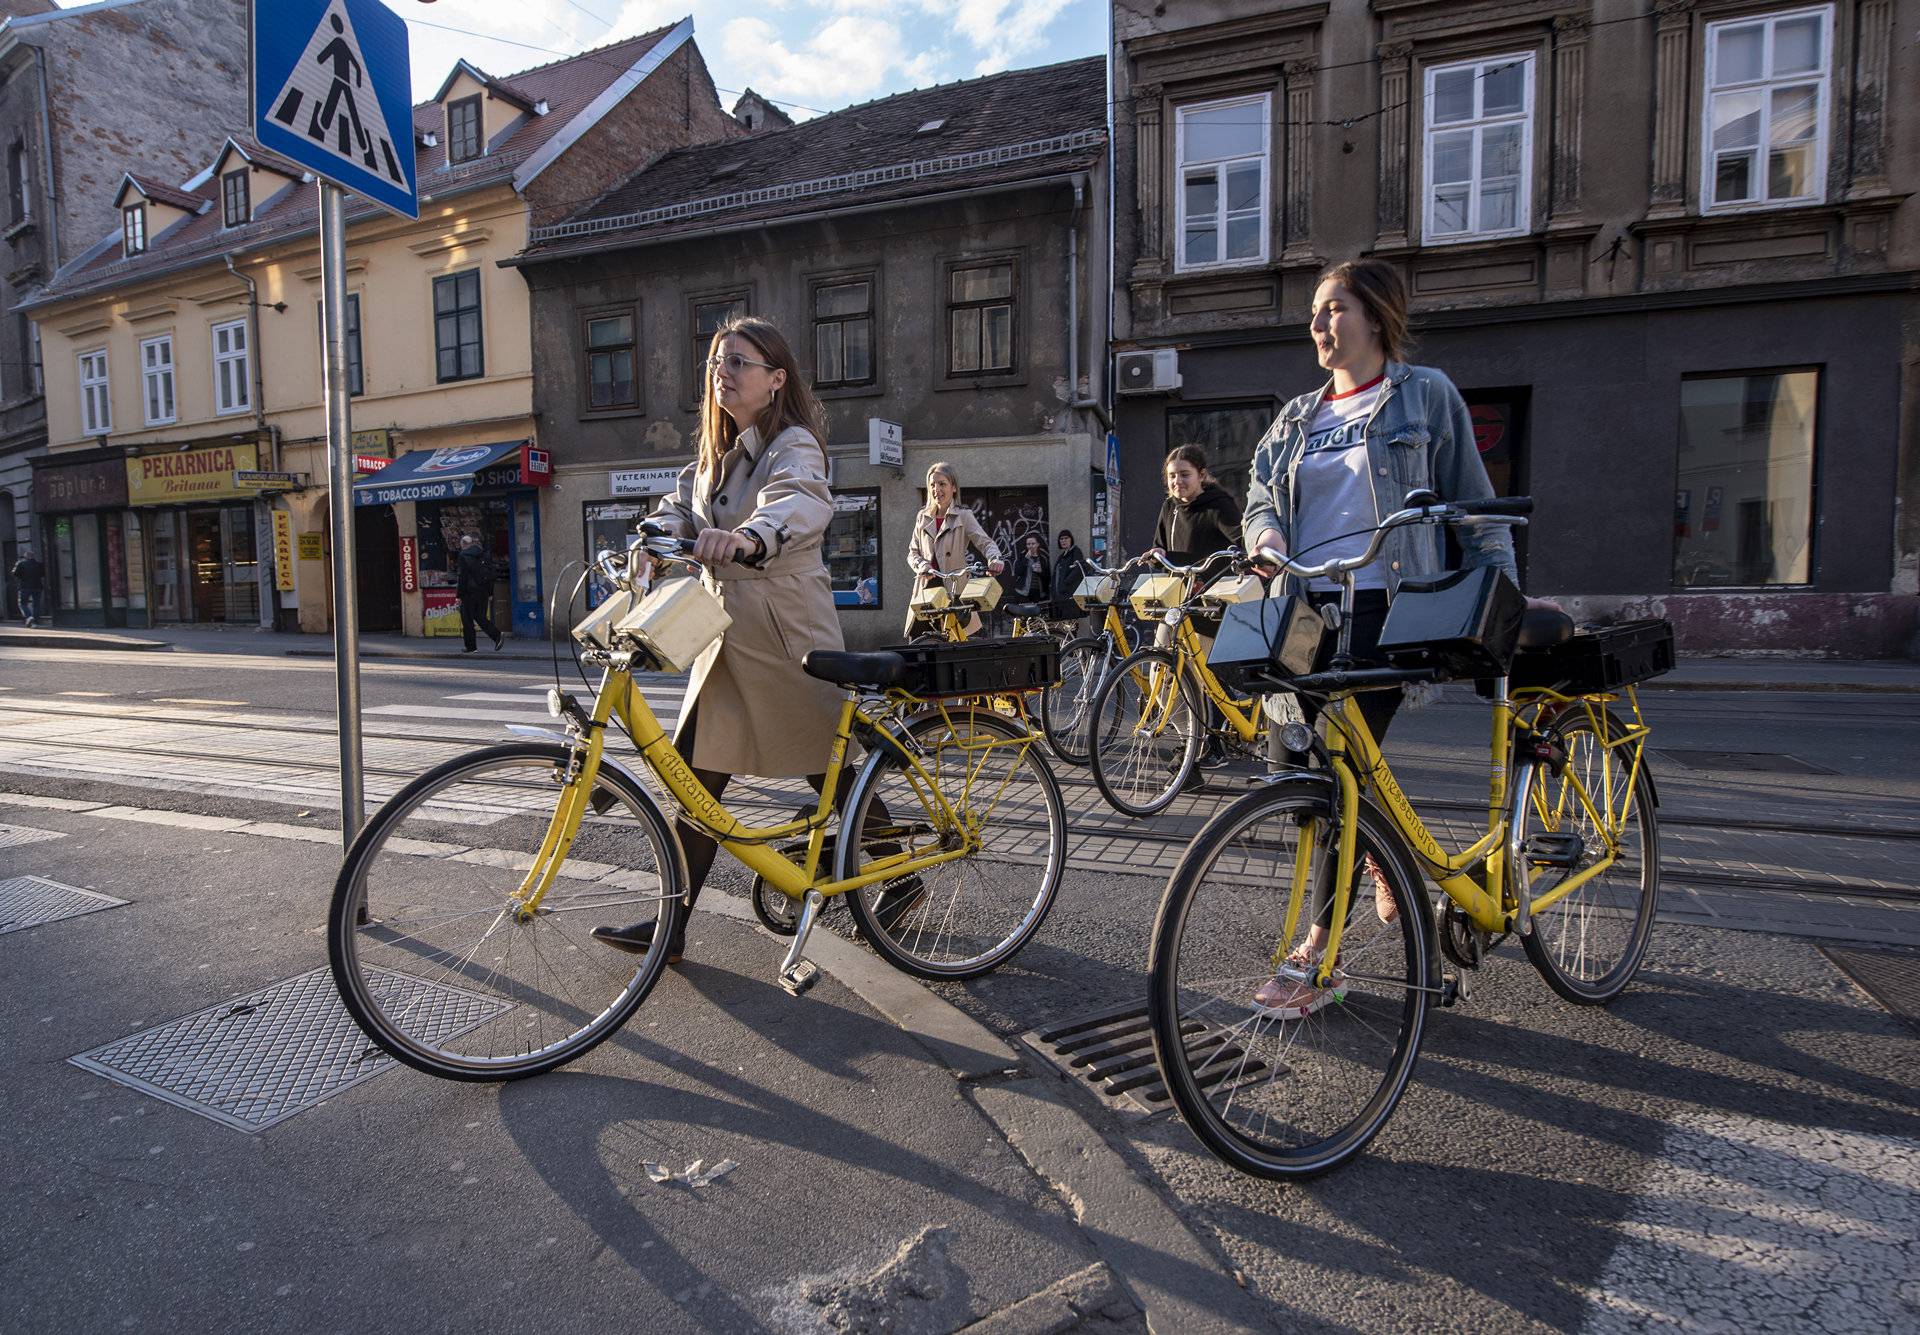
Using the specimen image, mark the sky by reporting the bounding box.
[388,1,1105,118]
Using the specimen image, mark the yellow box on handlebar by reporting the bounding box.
[572,589,635,651]
[910,583,952,612]
[1129,574,1186,617]
[957,575,1002,611]
[1200,572,1263,607]
[1072,574,1118,608]
[614,575,731,673]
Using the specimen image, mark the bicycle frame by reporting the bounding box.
[506,661,1035,917]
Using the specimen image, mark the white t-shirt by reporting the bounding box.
[1294,377,1387,591]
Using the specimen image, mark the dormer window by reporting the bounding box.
[447,95,482,164]
[222,169,249,227]
[122,204,146,257]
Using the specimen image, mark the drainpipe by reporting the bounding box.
[32,45,58,270]
[1065,174,1111,432]
[225,254,273,462]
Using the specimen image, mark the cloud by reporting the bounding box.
[716,14,906,108]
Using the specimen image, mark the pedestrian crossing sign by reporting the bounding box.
[250,0,418,219]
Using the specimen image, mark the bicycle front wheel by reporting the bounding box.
[1517,708,1660,1004]
[1087,647,1202,817]
[1040,634,1106,766]
[328,742,685,1082]
[839,707,1065,979]
[1149,783,1432,1178]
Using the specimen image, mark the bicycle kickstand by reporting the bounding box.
[777,890,826,996]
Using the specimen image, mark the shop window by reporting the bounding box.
[433,269,483,383]
[140,334,175,426]
[583,307,639,410]
[1175,93,1269,270]
[1674,369,1817,589]
[947,259,1015,377]
[315,294,364,396]
[827,490,881,608]
[1703,6,1831,210]
[583,499,646,608]
[447,95,483,164]
[690,293,746,401]
[78,348,110,434]
[222,168,249,227]
[212,318,250,415]
[1423,54,1533,241]
[122,204,145,257]
[1165,403,1274,507]
[812,277,874,389]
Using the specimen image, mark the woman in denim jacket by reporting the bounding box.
[1242,258,1517,1015]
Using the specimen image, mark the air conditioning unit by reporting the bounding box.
[1116,348,1182,396]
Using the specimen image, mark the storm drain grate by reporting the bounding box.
[1657,749,1837,775]
[0,821,67,849]
[69,966,512,1133]
[0,875,126,934]
[1020,1002,1269,1118]
[1822,946,1920,1033]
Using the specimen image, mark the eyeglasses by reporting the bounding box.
[706,353,777,374]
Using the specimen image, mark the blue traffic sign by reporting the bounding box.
[251,0,417,219]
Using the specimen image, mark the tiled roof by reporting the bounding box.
[33,22,680,305]
[125,175,206,213]
[522,55,1106,256]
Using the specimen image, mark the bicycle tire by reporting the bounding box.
[1040,634,1107,766]
[1086,646,1202,817]
[328,742,686,1082]
[838,709,1065,980]
[1516,709,1660,1004]
[1148,779,1433,1178]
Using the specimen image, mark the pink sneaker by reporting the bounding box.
[1251,952,1346,1019]
[1365,854,1398,924]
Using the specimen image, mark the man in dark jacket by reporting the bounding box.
[455,533,503,652]
[11,548,45,626]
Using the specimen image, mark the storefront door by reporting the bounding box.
[188,510,224,622]
[509,493,543,638]
[150,511,186,622]
[355,504,402,633]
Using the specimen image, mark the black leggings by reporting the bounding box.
[1267,589,1404,765]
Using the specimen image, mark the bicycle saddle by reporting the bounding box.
[1001,601,1052,619]
[802,649,906,688]
[1516,606,1575,650]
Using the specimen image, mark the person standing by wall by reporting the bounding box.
[11,548,45,627]
[1011,533,1051,605]
[456,533,504,653]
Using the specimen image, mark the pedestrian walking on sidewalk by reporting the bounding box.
[11,548,44,626]
[455,534,503,653]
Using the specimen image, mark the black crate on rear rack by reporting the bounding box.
[1503,619,1676,694]
[886,637,1062,698]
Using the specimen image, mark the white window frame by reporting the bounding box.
[1422,52,1536,244]
[122,203,146,258]
[140,334,175,426]
[78,348,110,435]
[1173,93,1271,273]
[1699,4,1833,214]
[212,318,250,416]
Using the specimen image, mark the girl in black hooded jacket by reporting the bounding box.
[1153,444,1242,565]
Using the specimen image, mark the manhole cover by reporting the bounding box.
[0,822,67,849]
[0,875,125,934]
[69,966,511,1133]
[1657,750,1837,775]
[1822,947,1920,1032]
[1020,1002,1269,1118]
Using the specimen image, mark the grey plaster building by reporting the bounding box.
[508,57,1109,648]
[0,0,247,618]
[1110,0,1917,654]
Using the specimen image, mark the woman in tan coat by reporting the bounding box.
[594,316,848,961]
[903,461,1004,637]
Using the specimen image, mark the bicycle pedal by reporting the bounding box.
[779,961,820,996]
[1440,974,1464,1007]
[1523,832,1584,868]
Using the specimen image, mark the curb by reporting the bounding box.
[0,631,169,651]
[698,890,1268,1332]
[1651,679,1920,694]
[282,648,557,663]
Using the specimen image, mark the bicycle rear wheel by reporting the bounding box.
[1040,634,1106,766]
[839,707,1065,979]
[327,742,684,1082]
[1517,709,1660,1004]
[1087,647,1202,817]
[1149,783,1431,1178]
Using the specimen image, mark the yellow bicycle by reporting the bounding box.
[1148,495,1667,1177]
[1084,549,1267,814]
[329,534,1067,1082]
[1036,556,1152,766]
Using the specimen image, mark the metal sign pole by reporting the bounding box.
[319,180,364,848]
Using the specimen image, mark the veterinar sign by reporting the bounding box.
[251,0,417,219]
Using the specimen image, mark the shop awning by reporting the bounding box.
[353,440,542,507]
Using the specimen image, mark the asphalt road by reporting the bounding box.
[2,640,1916,1333]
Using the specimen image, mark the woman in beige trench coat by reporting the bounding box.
[904,461,1005,637]
[594,316,866,962]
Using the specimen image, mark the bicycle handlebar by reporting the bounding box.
[1140,547,1239,579]
[1250,496,1532,584]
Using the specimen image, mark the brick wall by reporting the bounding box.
[524,42,742,230]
